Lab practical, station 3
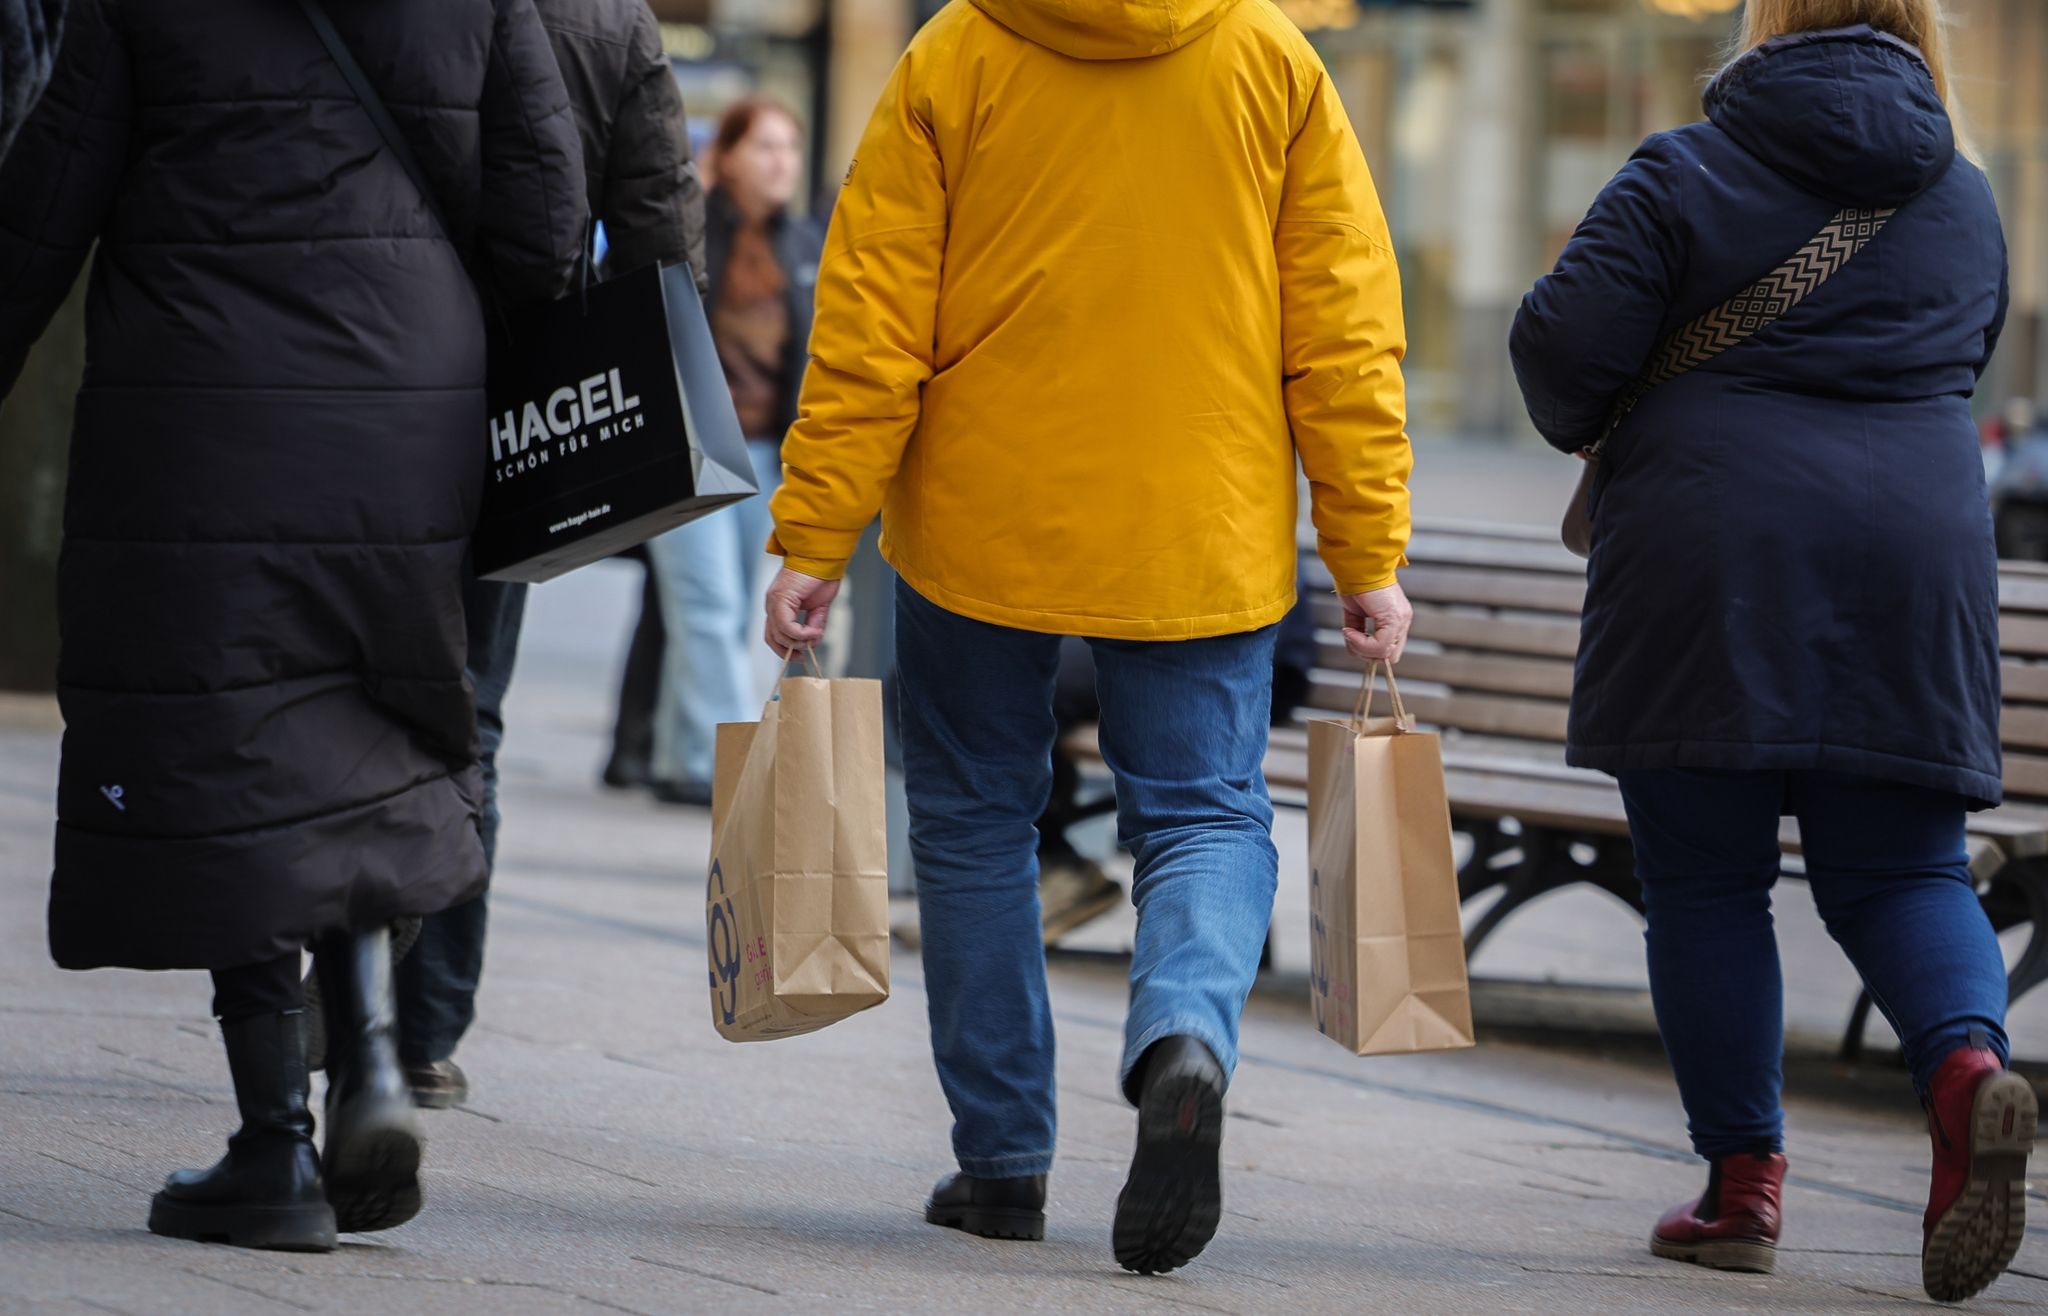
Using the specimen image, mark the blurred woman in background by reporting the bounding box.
[645,96,825,805]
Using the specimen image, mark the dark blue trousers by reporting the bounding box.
[394,575,526,1066]
[1617,768,2010,1159]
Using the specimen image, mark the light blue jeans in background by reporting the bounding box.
[645,439,784,790]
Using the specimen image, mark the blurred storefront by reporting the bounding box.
[1294,0,2047,437]
[650,0,908,212]
[656,0,2046,438]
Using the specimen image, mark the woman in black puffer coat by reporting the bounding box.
[0,0,585,1252]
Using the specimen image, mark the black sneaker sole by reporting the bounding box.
[147,1194,337,1253]
[1114,1066,1224,1274]
[1924,1071,2037,1303]
[924,1200,1046,1241]
[326,1099,424,1234]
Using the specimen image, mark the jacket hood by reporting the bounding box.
[970,0,1239,60]
[1705,25,1954,209]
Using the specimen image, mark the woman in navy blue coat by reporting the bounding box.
[1512,1,2032,1302]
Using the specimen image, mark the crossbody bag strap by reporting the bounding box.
[1592,205,1898,454]
[291,0,455,241]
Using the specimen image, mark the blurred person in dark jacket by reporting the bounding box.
[0,0,62,158]
[0,0,585,1252]
[388,0,709,1112]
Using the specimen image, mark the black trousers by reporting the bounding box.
[210,951,303,1022]
[394,574,526,1065]
[607,559,666,773]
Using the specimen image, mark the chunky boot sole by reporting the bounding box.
[1649,1231,1778,1275]
[326,1095,424,1234]
[148,1193,337,1253]
[1114,1067,1224,1275]
[1924,1071,2038,1303]
[924,1200,1046,1241]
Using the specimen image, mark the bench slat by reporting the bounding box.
[1305,675,1571,743]
[2004,705,2048,752]
[1396,564,1587,616]
[1403,533,1592,575]
[2001,614,2048,659]
[1313,644,1576,702]
[2000,571,2048,615]
[1997,751,2048,803]
[2001,662,2048,704]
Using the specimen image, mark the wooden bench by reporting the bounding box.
[1065,520,2048,1055]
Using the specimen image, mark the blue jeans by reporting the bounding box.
[395,574,525,1066]
[645,440,783,787]
[896,585,1278,1179]
[1617,768,2010,1159]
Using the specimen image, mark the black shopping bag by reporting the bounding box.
[474,262,758,582]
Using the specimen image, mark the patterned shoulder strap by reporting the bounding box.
[1597,206,1896,448]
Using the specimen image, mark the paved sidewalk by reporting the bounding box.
[3,559,2046,1314]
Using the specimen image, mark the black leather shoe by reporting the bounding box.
[316,928,424,1233]
[406,1059,469,1110]
[925,1171,1047,1241]
[1114,1035,1225,1275]
[601,755,652,790]
[147,1011,337,1252]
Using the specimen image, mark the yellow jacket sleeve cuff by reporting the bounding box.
[1333,572,1401,598]
[769,537,850,582]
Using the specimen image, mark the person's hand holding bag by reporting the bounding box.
[764,567,840,657]
[1342,582,1412,664]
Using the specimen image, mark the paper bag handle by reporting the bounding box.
[773,647,827,681]
[1353,661,1414,733]
[760,647,827,714]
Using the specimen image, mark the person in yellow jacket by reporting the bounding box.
[764,0,1413,1274]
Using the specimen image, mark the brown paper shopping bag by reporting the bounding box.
[1305,663,1475,1056]
[705,670,890,1041]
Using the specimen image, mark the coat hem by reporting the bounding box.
[49,770,488,972]
[1566,738,2003,812]
[883,552,1293,642]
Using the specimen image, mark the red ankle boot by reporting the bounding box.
[1922,1044,2037,1303]
[1650,1151,1786,1274]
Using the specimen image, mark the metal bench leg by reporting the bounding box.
[1841,990,1879,1063]
[1995,869,2048,1007]
[1456,819,1515,904]
[1463,827,1642,958]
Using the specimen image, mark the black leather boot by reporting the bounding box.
[1114,1034,1225,1275]
[925,1171,1047,1241]
[147,1011,337,1252]
[315,927,424,1233]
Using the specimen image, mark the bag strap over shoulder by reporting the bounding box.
[1592,205,1897,453]
[292,0,455,241]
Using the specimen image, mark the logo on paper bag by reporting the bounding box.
[488,368,647,485]
[707,859,742,1026]
[1308,867,1348,1039]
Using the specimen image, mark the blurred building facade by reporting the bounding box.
[664,0,2046,440]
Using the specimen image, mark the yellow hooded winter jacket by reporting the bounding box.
[769,0,1411,640]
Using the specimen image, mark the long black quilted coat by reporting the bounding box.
[0,0,588,970]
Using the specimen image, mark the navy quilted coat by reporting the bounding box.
[1511,26,2009,808]
[0,0,587,969]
